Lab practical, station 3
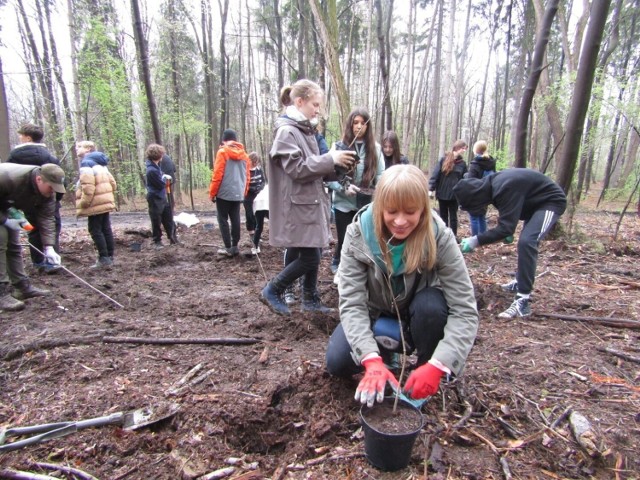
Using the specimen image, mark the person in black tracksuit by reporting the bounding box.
[6,123,63,273]
[453,168,567,319]
[428,139,468,237]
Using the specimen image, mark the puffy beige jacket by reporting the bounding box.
[76,165,117,217]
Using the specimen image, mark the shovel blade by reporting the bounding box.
[123,402,180,430]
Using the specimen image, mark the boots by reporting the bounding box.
[0,283,25,311]
[91,256,113,269]
[260,283,291,316]
[12,279,50,301]
[301,290,334,314]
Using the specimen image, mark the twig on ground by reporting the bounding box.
[596,346,640,365]
[0,470,58,480]
[536,313,640,329]
[500,456,513,480]
[103,336,261,345]
[165,363,204,396]
[30,462,99,480]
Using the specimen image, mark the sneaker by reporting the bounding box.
[498,296,531,318]
[217,247,233,257]
[260,284,291,316]
[154,242,164,250]
[251,246,260,255]
[330,260,339,275]
[283,287,296,306]
[34,261,62,274]
[501,279,518,292]
[90,256,113,270]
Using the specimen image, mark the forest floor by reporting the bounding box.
[0,190,639,480]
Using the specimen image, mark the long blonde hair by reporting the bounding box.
[372,165,437,273]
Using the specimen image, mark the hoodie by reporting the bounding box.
[467,154,496,179]
[453,168,567,245]
[7,142,59,167]
[209,141,250,201]
[76,152,116,216]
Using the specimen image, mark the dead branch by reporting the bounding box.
[596,346,640,365]
[0,470,58,480]
[30,462,99,480]
[536,312,640,329]
[499,456,513,480]
[1,335,103,361]
[165,363,204,396]
[102,336,261,345]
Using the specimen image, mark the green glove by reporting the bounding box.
[503,235,514,244]
[460,236,479,253]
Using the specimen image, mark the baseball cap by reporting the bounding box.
[40,164,66,194]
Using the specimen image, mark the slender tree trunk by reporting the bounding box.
[309,0,350,126]
[67,0,82,165]
[375,0,393,133]
[452,0,471,141]
[499,0,513,152]
[297,0,306,79]
[514,0,558,168]
[273,0,284,91]
[0,57,9,161]
[557,0,612,193]
[131,0,162,144]
[218,0,230,135]
[428,0,444,165]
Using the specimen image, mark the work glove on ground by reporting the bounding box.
[330,150,357,172]
[345,184,360,197]
[503,235,514,244]
[3,218,24,231]
[44,246,61,266]
[355,356,399,408]
[162,174,173,183]
[460,236,479,253]
[404,363,445,399]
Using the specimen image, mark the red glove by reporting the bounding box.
[404,363,445,399]
[355,356,399,407]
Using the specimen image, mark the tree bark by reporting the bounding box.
[375,0,393,133]
[218,0,230,135]
[557,0,612,193]
[514,0,559,168]
[131,0,162,144]
[0,57,9,162]
[309,0,350,126]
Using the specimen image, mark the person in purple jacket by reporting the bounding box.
[453,168,566,319]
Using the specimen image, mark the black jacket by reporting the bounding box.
[453,168,567,245]
[429,156,467,201]
[467,154,496,179]
[7,143,59,167]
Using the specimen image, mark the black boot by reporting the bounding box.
[12,279,50,301]
[1,283,25,311]
[260,282,291,316]
[302,290,334,314]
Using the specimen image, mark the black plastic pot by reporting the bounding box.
[360,397,424,471]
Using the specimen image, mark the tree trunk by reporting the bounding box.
[297,0,306,79]
[557,0,612,193]
[428,0,444,166]
[168,0,183,205]
[309,0,350,126]
[67,0,83,165]
[131,0,162,144]
[0,57,9,161]
[273,0,284,92]
[437,0,455,155]
[375,0,393,133]
[499,0,513,152]
[218,0,230,135]
[514,0,559,168]
[452,0,471,141]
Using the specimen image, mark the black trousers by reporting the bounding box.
[252,210,269,248]
[216,198,241,248]
[516,209,561,295]
[271,247,321,293]
[243,191,258,232]
[326,287,448,376]
[88,212,115,258]
[333,209,357,265]
[147,194,175,244]
[438,198,459,236]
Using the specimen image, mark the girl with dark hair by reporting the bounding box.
[428,139,468,237]
[381,130,409,169]
[328,108,385,274]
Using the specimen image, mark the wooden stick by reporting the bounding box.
[536,313,640,329]
[0,470,58,480]
[31,462,99,480]
[102,336,261,345]
[596,347,640,365]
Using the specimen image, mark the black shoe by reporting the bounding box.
[12,280,50,300]
[260,284,291,316]
[302,291,334,314]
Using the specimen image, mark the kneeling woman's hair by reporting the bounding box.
[372,164,437,273]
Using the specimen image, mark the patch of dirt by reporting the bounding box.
[1,197,639,479]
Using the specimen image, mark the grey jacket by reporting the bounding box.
[267,116,337,248]
[338,206,479,376]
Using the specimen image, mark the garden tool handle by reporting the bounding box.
[0,424,77,452]
[2,421,73,439]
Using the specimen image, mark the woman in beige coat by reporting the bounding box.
[75,141,117,268]
[259,79,356,316]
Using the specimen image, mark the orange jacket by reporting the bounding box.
[209,141,250,201]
